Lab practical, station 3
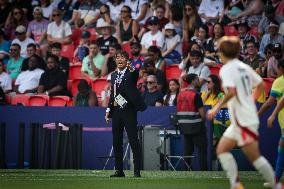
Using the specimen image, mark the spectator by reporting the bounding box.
[229,0,264,27]
[4,6,28,40]
[138,4,169,38]
[243,40,264,72]
[38,54,68,96]
[0,0,12,28]
[96,21,118,55]
[69,0,102,26]
[47,9,72,45]
[0,60,12,93]
[21,43,46,71]
[181,50,211,92]
[177,73,207,171]
[11,0,33,21]
[100,74,111,107]
[81,41,105,79]
[142,75,164,106]
[0,29,11,64]
[137,66,148,93]
[14,55,44,94]
[182,2,203,42]
[106,0,124,24]
[95,4,114,28]
[73,79,98,106]
[50,42,70,76]
[162,23,182,65]
[130,42,144,71]
[143,58,167,93]
[58,0,81,22]
[191,24,210,51]
[6,43,24,79]
[258,5,284,36]
[148,45,167,72]
[116,5,139,44]
[141,16,165,55]
[259,44,274,78]
[218,0,243,25]
[267,43,283,79]
[37,0,61,19]
[26,7,49,46]
[163,79,179,106]
[198,0,224,24]
[234,19,257,59]
[12,25,35,58]
[259,21,283,57]
[101,42,121,77]
[205,22,225,61]
[168,4,183,38]
[74,31,90,62]
[124,0,151,25]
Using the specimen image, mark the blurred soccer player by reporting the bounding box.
[258,59,284,188]
[207,36,280,189]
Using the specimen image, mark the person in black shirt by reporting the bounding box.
[101,43,121,77]
[96,21,118,55]
[142,75,164,106]
[37,55,69,96]
[21,43,46,71]
[50,42,70,77]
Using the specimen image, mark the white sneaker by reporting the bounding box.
[263,182,272,188]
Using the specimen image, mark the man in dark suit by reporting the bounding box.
[105,50,147,177]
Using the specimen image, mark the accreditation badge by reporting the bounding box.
[115,94,128,108]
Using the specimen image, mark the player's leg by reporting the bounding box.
[216,135,240,189]
[242,141,276,189]
[274,136,284,183]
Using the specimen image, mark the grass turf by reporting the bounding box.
[0,170,268,189]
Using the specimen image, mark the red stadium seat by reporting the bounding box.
[61,44,75,62]
[263,78,275,98]
[209,65,222,76]
[48,96,71,106]
[5,94,11,104]
[67,79,72,92]
[10,94,30,106]
[28,95,49,106]
[69,64,82,80]
[224,26,239,36]
[91,78,107,98]
[87,28,97,41]
[165,65,182,81]
[122,42,131,55]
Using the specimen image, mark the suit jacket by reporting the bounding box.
[108,68,147,117]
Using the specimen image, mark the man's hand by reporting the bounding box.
[105,112,110,124]
[267,114,276,128]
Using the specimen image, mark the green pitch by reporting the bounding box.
[0,170,268,189]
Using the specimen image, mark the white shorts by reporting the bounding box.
[223,124,259,147]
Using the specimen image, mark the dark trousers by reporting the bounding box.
[184,132,208,171]
[112,107,141,171]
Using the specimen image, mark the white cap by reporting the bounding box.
[164,23,175,30]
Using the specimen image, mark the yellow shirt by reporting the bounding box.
[201,92,224,107]
[271,75,284,128]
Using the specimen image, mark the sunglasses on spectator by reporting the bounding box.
[13,11,21,15]
[52,14,60,17]
[146,81,155,84]
[10,48,18,52]
[273,50,282,53]
[207,80,212,83]
[121,10,129,13]
[185,7,192,11]
[15,32,25,35]
[149,23,158,26]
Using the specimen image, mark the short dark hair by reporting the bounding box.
[46,54,59,64]
[50,42,62,50]
[78,79,90,91]
[27,43,37,49]
[109,43,122,50]
[277,59,284,70]
[11,43,21,50]
[115,50,129,60]
[219,36,240,59]
[148,46,162,57]
[186,73,198,84]
[155,4,165,11]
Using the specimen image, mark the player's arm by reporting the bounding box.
[267,96,284,127]
[258,96,277,116]
[252,82,264,101]
[207,87,236,120]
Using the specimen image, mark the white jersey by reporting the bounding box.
[220,59,262,127]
